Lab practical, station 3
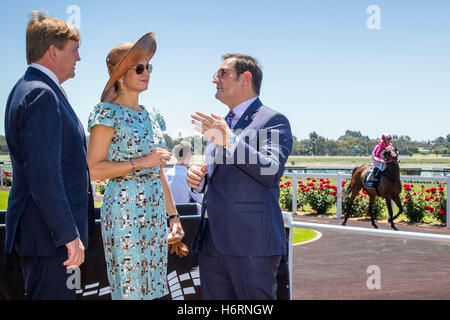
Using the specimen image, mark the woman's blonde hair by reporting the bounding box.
[26,11,80,64]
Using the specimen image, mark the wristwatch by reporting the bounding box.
[225,134,237,149]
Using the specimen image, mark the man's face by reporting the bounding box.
[55,40,80,83]
[213,58,241,106]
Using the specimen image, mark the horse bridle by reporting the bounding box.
[383,147,399,163]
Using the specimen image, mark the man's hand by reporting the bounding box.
[191,112,233,146]
[187,163,207,189]
[63,237,85,269]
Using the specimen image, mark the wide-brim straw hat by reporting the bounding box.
[101,32,156,102]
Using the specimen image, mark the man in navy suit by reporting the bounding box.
[188,54,293,299]
[4,11,94,300]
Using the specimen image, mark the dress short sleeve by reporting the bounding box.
[87,102,116,132]
[151,107,166,131]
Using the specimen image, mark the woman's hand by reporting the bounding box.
[168,217,188,257]
[169,216,185,239]
[135,147,172,169]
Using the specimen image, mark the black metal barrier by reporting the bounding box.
[0,206,290,300]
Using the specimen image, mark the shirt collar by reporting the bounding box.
[175,164,188,172]
[30,63,60,87]
[230,96,258,120]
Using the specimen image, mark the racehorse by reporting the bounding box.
[341,146,403,230]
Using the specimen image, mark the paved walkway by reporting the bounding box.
[291,213,450,299]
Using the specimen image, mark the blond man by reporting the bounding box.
[4,11,94,300]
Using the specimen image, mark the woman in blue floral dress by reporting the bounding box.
[87,33,184,300]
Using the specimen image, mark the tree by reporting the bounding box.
[0,136,8,154]
[308,131,319,155]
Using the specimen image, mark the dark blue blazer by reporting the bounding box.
[4,67,95,256]
[193,98,293,256]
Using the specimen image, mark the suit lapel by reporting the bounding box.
[233,98,262,131]
[26,67,87,151]
[26,67,74,115]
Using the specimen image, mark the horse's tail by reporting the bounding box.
[341,167,357,198]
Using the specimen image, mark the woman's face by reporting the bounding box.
[121,58,151,94]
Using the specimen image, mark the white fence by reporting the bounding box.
[2,165,449,228]
[287,219,450,242]
[283,172,450,229]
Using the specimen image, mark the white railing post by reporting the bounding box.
[447,175,450,229]
[292,175,298,215]
[336,172,343,219]
[92,181,97,197]
[0,166,3,187]
[283,212,293,300]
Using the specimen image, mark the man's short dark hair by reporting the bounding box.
[173,141,192,162]
[222,53,263,95]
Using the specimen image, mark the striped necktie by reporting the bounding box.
[225,110,235,128]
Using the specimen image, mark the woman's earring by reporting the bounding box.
[119,80,124,95]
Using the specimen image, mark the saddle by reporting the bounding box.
[363,168,382,194]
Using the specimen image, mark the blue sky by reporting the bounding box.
[1,0,449,141]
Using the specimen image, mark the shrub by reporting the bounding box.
[343,190,385,220]
[299,178,337,215]
[279,179,293,211]
[279,178,311,212]
[2,176,11,187]
[402,184,426,223]
[95,180,107,195]
[429,185,446,225]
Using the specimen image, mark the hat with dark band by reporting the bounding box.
[101,32,156,102]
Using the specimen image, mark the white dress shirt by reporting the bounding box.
[167,165,203,204]
[30,63,60,87]
[200,96,258,218]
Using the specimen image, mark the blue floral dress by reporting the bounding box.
[88,102,168,300]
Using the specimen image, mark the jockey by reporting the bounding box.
[372,133,392,182]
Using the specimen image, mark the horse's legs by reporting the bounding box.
[390,194,403,222]
[368,196,378,229]
[341,190,358,226]
[385,198,398,231]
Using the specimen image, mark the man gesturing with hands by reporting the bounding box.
[187,54,293,300]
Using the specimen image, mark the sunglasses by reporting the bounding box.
[213,68,237,80]
[132,62,153,75]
